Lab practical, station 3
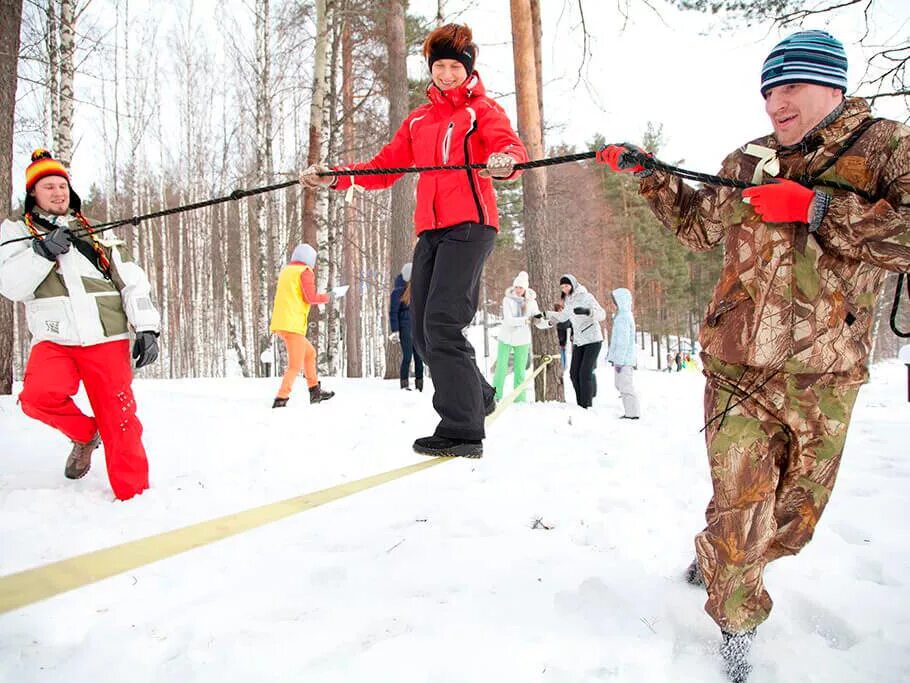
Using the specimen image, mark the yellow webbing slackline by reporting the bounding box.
[0,355,555,614]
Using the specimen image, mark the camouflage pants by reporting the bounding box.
[694,354,865,633]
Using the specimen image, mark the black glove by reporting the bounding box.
[573,307,591,315]
[132,331,160,368]
[32,227,73,261]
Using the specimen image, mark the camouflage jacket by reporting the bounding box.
[639,98,910,374]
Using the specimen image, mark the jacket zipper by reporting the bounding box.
[442,122,454,164]
[462,108,485,225]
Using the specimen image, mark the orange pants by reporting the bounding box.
[276,331,318,398]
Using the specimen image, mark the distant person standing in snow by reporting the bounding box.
[546,274,605,409]
[606,287,640,420]
[492,270,542,403]
[389,262,424,391]
[300,23,528,458]
[269,243,335,408]
[597,30,910,681]
[0,149,160,501]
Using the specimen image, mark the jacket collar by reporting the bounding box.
[426,71,485,109]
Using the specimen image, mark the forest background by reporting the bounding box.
[1,0,908,399]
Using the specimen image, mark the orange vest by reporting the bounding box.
[270,264,312,334]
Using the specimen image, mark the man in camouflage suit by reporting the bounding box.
[597,30,910,682]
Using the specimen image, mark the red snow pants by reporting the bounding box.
[19,340,149,500]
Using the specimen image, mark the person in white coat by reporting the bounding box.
[606,287,641,419]
[546,274,605,408]
[492,271,541,403]
[0,149,160,501]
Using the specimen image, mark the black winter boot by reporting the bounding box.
[400,378,411,391]
[685,557,706,588]
[272,397,289,409]
[415,376,424,392]
[413,435,483,458]
[309,383,335,404]
[65,432,101,479]
[720,629,756,683]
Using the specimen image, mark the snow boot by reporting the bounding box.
[65,432,101,480]
[309,382,335,404]
[415,376,424,392]
[413,435,483,459]
[720,629,756,683]
[619,415,640,420]
[272,397,289,409]
[685,557,706,588]
[400,378,411,391]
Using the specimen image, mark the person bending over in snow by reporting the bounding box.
[597,30,910,682]
[0,149,160,501]
[269,243,335,408]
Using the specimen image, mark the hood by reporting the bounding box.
[426,71,487,109]
[611,287,632,313]
[290,243,316,268]
[560,273,584,296]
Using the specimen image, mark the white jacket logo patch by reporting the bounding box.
[45,320,60,334]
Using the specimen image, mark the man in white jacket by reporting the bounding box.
[0,149,160,501]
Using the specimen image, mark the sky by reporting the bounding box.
[1,328,908,681]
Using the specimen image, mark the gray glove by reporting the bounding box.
[32,227,73,261]
[132,331,160,368]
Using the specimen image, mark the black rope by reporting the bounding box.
[892,273,910,338]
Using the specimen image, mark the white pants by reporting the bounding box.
[614,365,640,418]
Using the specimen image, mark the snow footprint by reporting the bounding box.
[793,596,859,650]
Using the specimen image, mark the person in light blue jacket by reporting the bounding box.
[606,287,640,419]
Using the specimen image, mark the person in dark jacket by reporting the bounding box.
[301,23,528,458]
[389,262,424,391]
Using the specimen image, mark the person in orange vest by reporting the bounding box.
[269,243,335,407]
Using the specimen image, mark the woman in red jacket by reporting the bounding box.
[301,23,527,458]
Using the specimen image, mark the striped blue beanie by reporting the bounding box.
[761,30,848,96]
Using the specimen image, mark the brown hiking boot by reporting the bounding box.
[65,432,101,480]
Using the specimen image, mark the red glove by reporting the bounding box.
[742,178,814,223]
[595,144,647,174]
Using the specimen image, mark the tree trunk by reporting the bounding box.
[342,15,362,377]
[55,0,75,166]
[383,0,410,379]
[255,0,274,376]
[510,0,562,401]
[0,0,23,394]
[302,0,329,247]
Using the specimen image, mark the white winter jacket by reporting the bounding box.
[0,213,160,347]
[497,286,540,347]
[547,274,606,346]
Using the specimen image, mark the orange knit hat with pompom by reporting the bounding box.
[25,149,70,192]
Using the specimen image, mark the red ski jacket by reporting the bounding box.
[331,72,528,234]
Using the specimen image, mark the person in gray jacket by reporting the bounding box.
[546,274,605,408]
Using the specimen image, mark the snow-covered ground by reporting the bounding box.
[1,353,908,682]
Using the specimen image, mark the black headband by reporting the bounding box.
[428,44,475,75]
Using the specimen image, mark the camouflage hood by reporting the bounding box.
[640,97,910,374]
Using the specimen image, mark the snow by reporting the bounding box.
[1,352,908,682]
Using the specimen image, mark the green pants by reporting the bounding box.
[493,341,530,402]
[696,354,865,633]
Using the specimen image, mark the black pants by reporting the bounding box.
[411,222,496,440]
[570,342,601,409]
[399,327,424,382]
